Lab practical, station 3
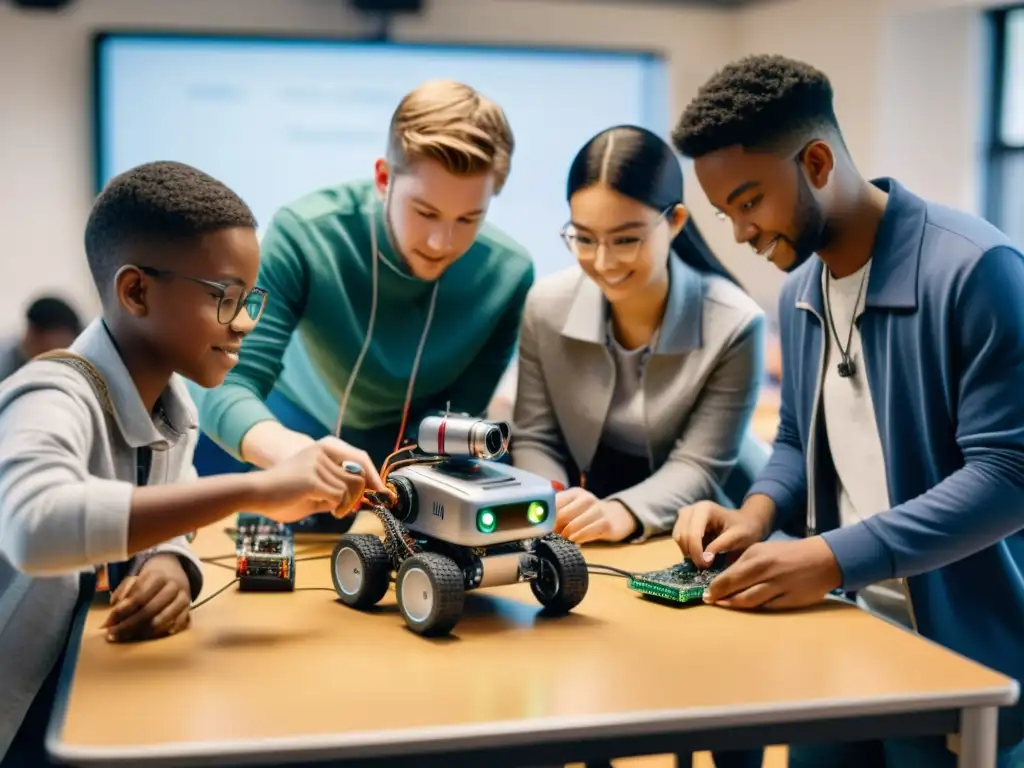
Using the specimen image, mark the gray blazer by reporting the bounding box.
[511,255,766,538]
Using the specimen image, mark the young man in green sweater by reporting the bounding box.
[194,79,535,530]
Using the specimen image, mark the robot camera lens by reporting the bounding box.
[483,427,503,457]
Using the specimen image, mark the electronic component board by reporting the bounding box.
[236,523,296,592]
[627,559,725,604]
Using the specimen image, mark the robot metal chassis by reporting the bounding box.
[330,452,589,637]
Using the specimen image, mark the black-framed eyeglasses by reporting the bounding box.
[137,266,268,326]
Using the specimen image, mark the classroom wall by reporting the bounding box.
[0,0,1000,333]
[0,0,736,332]
[715,0,992,311]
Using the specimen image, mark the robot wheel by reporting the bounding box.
[396,552,465,637]
[531,535,589,614]
[331,534,392,609]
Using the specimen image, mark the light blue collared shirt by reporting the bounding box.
[0,318,204,758]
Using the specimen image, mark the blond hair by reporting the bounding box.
[386,80,514,193]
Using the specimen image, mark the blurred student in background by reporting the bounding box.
[192,79,534,532]
[0,295,82,382]
[511,125,766,768]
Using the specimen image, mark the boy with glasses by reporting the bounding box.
[0,160,377,766]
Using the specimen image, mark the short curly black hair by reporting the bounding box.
[84,160,257,297]
[672,54,841,159]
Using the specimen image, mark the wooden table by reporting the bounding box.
[46,515,1018,767]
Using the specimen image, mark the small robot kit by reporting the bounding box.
[330,414,590,637]
[235,522,296,592]
[626,557,727,605]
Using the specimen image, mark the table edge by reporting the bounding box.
[46,599,1021,765]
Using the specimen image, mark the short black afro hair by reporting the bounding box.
[84,160,257,296]
[672,54,841,159]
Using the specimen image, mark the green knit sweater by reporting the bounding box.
[196,179,534,463]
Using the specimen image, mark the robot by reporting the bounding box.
[330,414,590,636]
[236,522,296,591]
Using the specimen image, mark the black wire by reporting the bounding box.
[191,578,239,609]
[189,582,343,611]
[200,536,329,567]
[199,555,328,575]
[588,570,628,579]
[203,560,236,571]
[587,563,634,579]
[823,266,868,367]
[190,559,632,613]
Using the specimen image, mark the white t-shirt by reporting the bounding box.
[821,260,914,629]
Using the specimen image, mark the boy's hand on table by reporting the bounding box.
[102,554,192,642]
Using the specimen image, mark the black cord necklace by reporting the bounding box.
[824,266,869,378]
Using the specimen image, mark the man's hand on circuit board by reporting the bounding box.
[701,536,842,610]
[673,500,769,568]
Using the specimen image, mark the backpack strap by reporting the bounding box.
[32,349,127,592]
[33,349,116,416]
[34,351,201,568]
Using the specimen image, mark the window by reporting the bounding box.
[986,6,1024,248]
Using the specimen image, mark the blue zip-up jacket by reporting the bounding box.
[748,178,1024,748]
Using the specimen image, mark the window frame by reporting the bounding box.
[985,4,1024,229]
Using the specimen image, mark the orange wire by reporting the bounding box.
[350,410,417,512]
[353,402,444,510]
[357,452,443,511]
[380,445,415,477]
[393,399,413,453]
[382,456,444,483]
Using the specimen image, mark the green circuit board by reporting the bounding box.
[627,560,725,604]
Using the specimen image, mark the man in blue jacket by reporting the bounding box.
[670,54,1024,767]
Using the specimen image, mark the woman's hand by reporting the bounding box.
[554,487,640,544]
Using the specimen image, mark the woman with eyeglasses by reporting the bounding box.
[511,125,767,768]
[513,124,769,544]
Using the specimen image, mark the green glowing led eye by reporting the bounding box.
[527,501,548,524]
[477,508,497,533]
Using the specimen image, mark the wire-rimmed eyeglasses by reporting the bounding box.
[137,266,268,326]
[559,208,672,263]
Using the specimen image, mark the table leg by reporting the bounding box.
[957,706,998,767]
